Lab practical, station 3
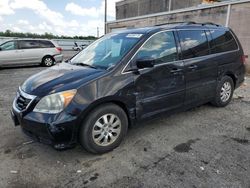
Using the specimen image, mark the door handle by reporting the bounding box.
[170,68,182,74]
[188,65,198,70]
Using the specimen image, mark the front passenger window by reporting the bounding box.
[136,31,178,65]
[0,41,16,51]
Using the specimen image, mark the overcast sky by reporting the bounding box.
[0,0,120,37]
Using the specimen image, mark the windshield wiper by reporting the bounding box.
[74,62,97,69]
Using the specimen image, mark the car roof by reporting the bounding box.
[113,22,227,35]
[14,39,52,41]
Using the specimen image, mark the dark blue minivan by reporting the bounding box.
[11,22,246,153]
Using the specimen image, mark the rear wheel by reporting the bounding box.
[42,56,54,67]
[79,103,128,154]
[211,76,234,107]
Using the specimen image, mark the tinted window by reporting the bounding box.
[0,41,17,51]
[209,30,238,53]
[39,40,55,48]
[178,30,210,59]
[19,40,40,49]
[136,31,178,65]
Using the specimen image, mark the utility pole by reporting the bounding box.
[168,0,172,11]
[104,0,107,34]
[97,27,99,38]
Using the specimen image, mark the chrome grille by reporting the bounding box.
[16,95,32,111]
[13,87,36,112]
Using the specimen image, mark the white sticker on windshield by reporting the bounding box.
[126,34,143,38]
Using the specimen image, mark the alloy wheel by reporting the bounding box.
[44,57,53,66]
[92,113,121,146]
[220,81,232,102]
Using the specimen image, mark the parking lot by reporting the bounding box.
[0,57,250,187]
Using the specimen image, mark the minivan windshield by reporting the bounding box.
[70,33,143,70]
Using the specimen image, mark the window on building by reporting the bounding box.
[178,30,210,59]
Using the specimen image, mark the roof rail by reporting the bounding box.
[201,22,221,27]
[155,21,197,26]
[155,21,221,27]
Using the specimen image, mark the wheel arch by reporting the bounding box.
[75,97,135,141]
[224,71,237,88]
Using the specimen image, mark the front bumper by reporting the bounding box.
[11,90,79,150]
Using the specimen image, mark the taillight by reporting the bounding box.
[56,47,62,53]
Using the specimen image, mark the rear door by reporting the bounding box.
[0,40,20,66]
[132,31,185,118]
[177,29,218,106]
[18,40,42,64]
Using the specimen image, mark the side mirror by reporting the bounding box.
[136,58,155,69]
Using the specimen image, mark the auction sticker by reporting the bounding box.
[126,34,143,38]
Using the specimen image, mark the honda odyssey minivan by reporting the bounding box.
[11,22,246,154]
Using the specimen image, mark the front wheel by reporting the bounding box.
[79,103,128,154]
[211,76,234,107]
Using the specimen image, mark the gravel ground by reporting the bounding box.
[0,65,249,188]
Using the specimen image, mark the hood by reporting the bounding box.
[21,62,105,96]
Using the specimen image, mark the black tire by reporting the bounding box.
[211,76,234,107]
[79,103,128,154]
[42,56,54,67]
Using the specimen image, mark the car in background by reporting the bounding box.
[0,39,63,67]
[72,43,88,51]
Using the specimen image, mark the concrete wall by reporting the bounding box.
[108,1,250,73]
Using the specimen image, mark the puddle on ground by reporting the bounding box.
[173,138,200,153]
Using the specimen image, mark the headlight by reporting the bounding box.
[33,90,77,114]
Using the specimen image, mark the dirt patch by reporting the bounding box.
[173,139,200,153]
[16,148,36,160]
[231,138,249,145]
[82,157,105,168]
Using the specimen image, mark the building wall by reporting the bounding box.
[108,1,250,73]
[115,0,225,20]
[116,0,171,20]
[171,0,201,11]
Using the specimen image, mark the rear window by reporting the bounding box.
[209,30,238,53]
[39,40,55,48]
[178,30,210,59]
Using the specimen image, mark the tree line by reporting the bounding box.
[0,30,97,40]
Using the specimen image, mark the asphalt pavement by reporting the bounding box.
[0,64,249,188]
